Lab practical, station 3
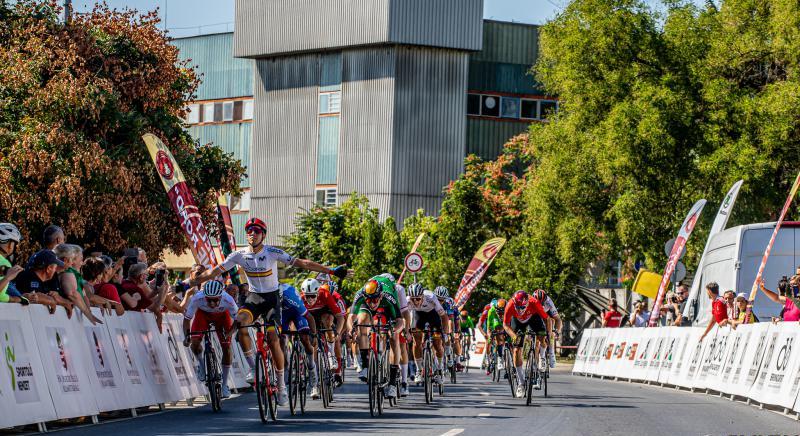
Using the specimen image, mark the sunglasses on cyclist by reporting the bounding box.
[410,297,422,302]
[205,297,222,305]
[246,226,264,235]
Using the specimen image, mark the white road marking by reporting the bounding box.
[440,429,465,436]
[479,392,490,396]
[478,413,491,417]
[483,401,495,405]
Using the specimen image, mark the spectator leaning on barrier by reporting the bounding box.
[0,223,28,305]
[120,262,157,311]
[42,225,65,251]
[82,257,124,316]
[13,250,68,313]
[730,293,758,326]
[723,290,736,321]
[602,298,623,328]
[630,300,650,327]
[758,275,800,322]
[55,244,102,325]
[700,282,729,341]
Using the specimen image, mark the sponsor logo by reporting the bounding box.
[156,150,175,180]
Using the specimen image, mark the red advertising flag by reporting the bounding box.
[648,199,706,327]
[453,237,506,308]
[142,133,217,269]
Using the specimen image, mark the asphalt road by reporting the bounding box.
[54,365,799,436]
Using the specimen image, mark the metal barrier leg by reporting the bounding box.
[130,408,138,417]
[91,415,99,424]
[158,403,165,411]
[37,422,47,433]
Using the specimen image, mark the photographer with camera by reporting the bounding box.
[629,300,650,327]
[758,271,800,323]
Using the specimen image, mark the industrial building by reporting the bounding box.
[173,0,557,247]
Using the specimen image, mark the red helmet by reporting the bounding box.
[513,290,529,311]
[245,217,267,232]
[532,289,547,302]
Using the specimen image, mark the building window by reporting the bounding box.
[222,101,234,122]
[315,187,337,207]
[185,103,200,124]
[243,100,254,120]
[501,97,520,119]
[520,99,537,119]
[230,190,251,212]
[467,94,481,115]
[202,103,214,123]
[319,91,341,115]
[481,95,500,117]
[540,100,558,120]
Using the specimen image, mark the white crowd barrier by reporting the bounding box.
[574,323,800,414]
[0,304,252,429]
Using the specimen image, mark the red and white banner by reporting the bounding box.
[453,237,506,308]
[143,133,217,269]
[648,199,706,326]
[744,170,800,323]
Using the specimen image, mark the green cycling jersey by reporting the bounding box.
[486,307,502,331]
[460,315,476,329]
[350,277,401,320]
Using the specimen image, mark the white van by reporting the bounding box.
[689,221,800,324]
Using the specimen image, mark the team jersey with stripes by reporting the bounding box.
[220,245,295,293]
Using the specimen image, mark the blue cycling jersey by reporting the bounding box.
[280,284,309,331]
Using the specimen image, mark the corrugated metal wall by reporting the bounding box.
[251,55,321,245]
[388,0,483,51]
[188,123,252,187]
[338,47,397,215]
[173,33,254,100]
[471,20,539,65]
[233,0,482,58]
[390,47,468,219]
[466,118,530,161]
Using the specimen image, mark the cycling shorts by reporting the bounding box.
[239,291,281,328]
[510,316,547,346]
[413,310,442,332]
[191,310,234,345]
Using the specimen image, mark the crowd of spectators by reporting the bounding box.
[0,222,245,329]
[596,266,800,335]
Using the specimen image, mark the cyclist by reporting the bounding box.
[407,283,450,385]
[374,273,413,397]
[279,283,320,399]
[533,289,563,368]
[459,310,476,362]
[301,278,345,387]
[349,278,405,398]
[433,286,458,371]
[504,290,551,397]
[484,299,507,375]
[182,280,238,398]
[477,300,494,371]
[190,217,351,406]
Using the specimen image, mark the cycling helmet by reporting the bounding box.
[460,310,468,317]
[203,280,225,298]
[434,286,449,299]
[301,278,321,296]
[364,280,382,300]
[0,223,21,244]
[407,283,424,298]
[496,299,507,313]
[328,280,339,294]
[490,298,499,308]
[245,217,267,232]
[532,289,547,302]
[513,290,529,310]
[379,273,396,282]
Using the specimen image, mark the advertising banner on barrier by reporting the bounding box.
[732,322,773,397]
[667,327,706,388]
[717,324,752,395]
[0,305,57,428]
[613,329,642,380]
[81,309,130,412]
[748,323,800,408]
[161,315,205,399]
[105,312,158,408]
[662,327,693,385]
[656,327,681,384]
[630,328,658,381]
[572,329,593,374]
[645,328,670,382]
[128,312,183,403]
[595,328,619,377]
[702,326,737,392]
[28,305,99,419]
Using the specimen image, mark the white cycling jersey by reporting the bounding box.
[184,292,238,319]
[543,296,559,317]
[394,283,409,312]
[408,293,446,315]
[220,245,295,293]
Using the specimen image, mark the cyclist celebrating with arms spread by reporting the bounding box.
[191,217,351,406]
[504,290,551,397]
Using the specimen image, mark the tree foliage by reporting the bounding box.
[0,1,245,259]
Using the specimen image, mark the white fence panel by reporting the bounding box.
[127,312,183,403]
[748,322,800,408]
[160,314,206,399]
[80,309,130,412]
[104,312,159,408]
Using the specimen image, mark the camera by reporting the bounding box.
[155,268,166,287]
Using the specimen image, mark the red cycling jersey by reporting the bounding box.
[331,291,347,314]
[302,288,344,316]
[504,297,549,325]
[479,304,491,326]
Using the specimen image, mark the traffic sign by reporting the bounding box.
[664,238,688,259]
[404,252,423,273]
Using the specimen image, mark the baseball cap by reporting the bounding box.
[30,250,64,269]
[735,292,747,301]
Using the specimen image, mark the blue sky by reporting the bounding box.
[71,0,566,37]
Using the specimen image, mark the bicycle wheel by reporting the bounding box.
[492,353,500,383]
[543,366,549,398]
[504,347,517,397]
[318,348,330,409]
[423,347,433,404]
[288,347,298,415]
[299,351,308,413]
[266,353,278,422]
[525,346,536,406]
[368,350,378,417]
[255,352,269,422]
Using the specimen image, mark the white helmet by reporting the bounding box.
[434,286,449,299]
[301,278,321,296]
[379,273,396,282]
[202,280,225,298]
[0,223,21,244]
[407,283,424,298]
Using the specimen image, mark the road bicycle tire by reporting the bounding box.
[543,365,548,398]
[525,347,535,406]
[300,352,308,414]
[504,347,517,397]
[266,352,278,422]
[288,347,299,415]
[318,349,330,409]
[340,342,347,385]
[381,344,396,407]
[492,353,500,383]
[423,347,433,404]
[204,345,221,412]
[368,350,379,417]
[255,351,269,422]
